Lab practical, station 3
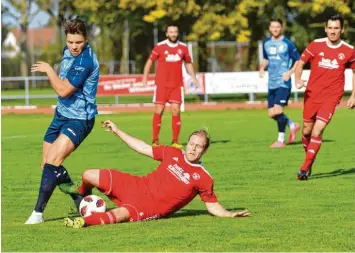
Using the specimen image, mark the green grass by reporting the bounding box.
[2,109,355,251]
[1,88,258,106]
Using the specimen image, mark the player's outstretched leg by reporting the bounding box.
[64,208,130,228]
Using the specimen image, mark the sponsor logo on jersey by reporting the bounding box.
[74,66,85,72]
[168,164,190,184]
[269,47,277,54]
[165,53,182,62]
[338,53,345,60]
[192,173,200,180]
[318,57,339,69]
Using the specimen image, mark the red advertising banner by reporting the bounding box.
[97,74,205,96]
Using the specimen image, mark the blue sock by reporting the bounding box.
[275,114,287,133]
[34,163,59,212]
[284,115,294,128]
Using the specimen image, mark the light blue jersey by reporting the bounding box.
[263,36,300,89]
[57,44,99,120]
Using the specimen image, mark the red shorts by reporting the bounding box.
[153,85,183,105]
[98,169,158,222]
[303,99,338,124]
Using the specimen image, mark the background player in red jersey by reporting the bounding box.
[142,24,199,149]
[294,14,355,180]
[61,120,250,228]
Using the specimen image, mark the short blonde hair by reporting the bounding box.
[188,129,210,151]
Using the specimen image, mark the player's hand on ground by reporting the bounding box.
[31,61,51,73]
[101,120,119,135]
[231,210,251,218]
[282,71,291,81]
[346,96,355,108]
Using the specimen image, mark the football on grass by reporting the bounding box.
[79,195,106,217]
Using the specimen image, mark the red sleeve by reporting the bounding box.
[349,49,355,69]
[152,145,166,161]
[149,45,159,61]
[199,179,218,203]
[183,46,192,63]
[301,41,316,63]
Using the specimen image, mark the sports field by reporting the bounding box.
[2,109,354,251]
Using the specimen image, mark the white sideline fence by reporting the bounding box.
[1,70,353,106]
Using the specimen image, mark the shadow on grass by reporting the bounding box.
[182,140,231,146]
[168,207,246,219]
[311,168,355,179]
[288,139,335,146]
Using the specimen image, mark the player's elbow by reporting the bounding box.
[58,88,74,98]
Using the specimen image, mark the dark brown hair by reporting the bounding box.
[188,129,210,151]
[64,18,87,38]
[326,14,344,29]
[269,18,283,26]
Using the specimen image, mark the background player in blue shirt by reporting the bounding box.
[25,18,100,224]
[259,18,300,148]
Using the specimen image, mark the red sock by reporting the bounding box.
[302,135,310,152]
[84,210,118,226]
[152,113,162,142]
[301,136,322,171]
[172,115,181,143]
[77,176,94,196]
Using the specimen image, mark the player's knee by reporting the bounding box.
[302,127,312,137]
[45,152,63,166]
[171,107,180,116]
[82,169,98,184]
[274,107,283,115]
[311,128,323,137]
[111,208,130,223]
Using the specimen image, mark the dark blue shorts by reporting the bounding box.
[44,110,95,148]
[267,87,291,108]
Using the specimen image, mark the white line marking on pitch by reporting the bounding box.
[2,135,27,139]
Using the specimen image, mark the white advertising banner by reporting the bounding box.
[205,69,353,94]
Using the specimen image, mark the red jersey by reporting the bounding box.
[149,40,192,87]
[301,38,355,103]
[145,146,217,218]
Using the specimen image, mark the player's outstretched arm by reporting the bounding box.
[205,202,250,218]
[101,120,154,158]
[294,60,306,89]
[142,59,153,85]
[31,61,76,98]
[347,69,355,108]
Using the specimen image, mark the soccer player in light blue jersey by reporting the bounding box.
[259,18,301,148]
[25,18,100,224]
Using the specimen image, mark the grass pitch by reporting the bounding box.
[2,109,354,251]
